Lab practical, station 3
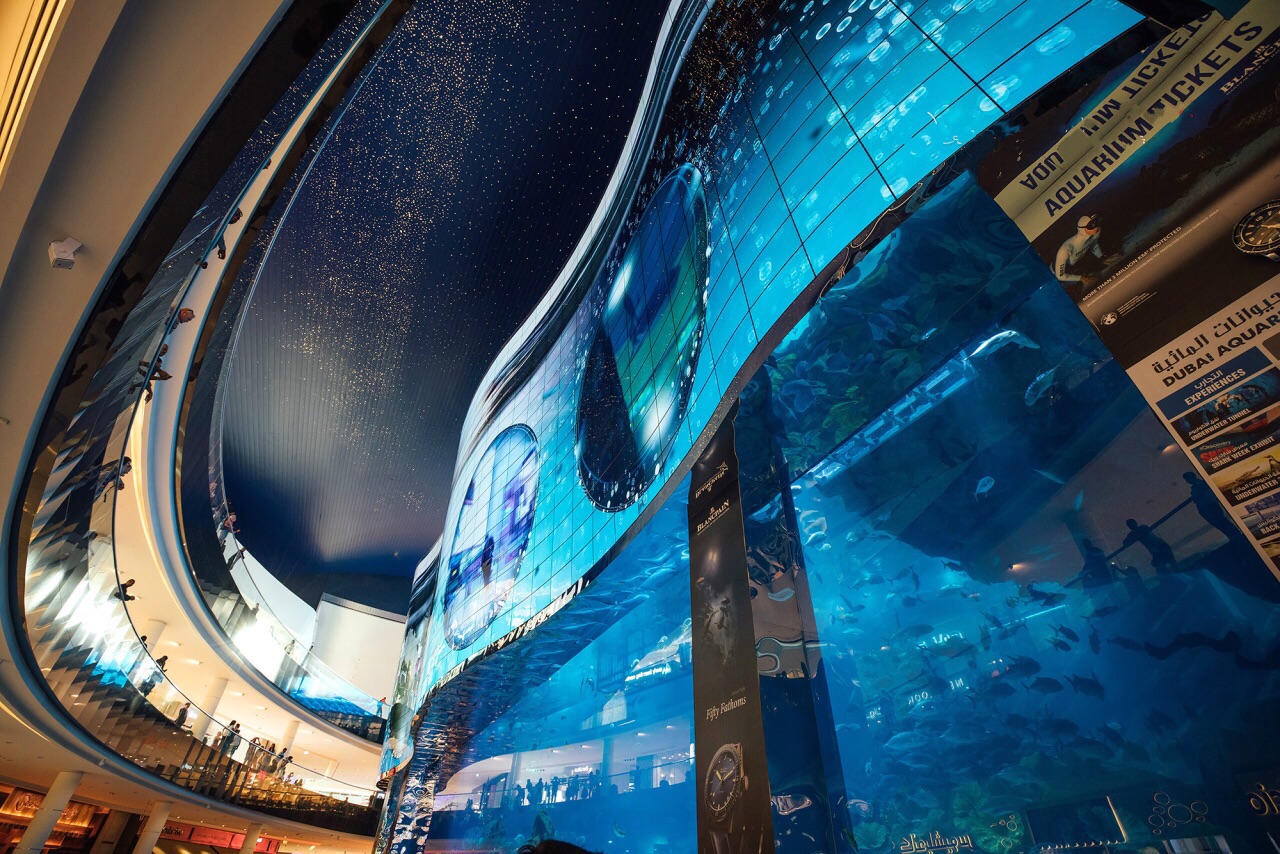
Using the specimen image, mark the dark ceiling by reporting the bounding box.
[222,1,665,609]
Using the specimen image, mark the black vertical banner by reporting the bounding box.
[689,402,775,854]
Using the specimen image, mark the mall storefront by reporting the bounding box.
[378,1,1280,852]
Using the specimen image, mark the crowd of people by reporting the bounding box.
[501,772,609,809]
[209,720,296,781]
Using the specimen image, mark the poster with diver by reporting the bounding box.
[977,0,1280,369]
[977,0,1280,578]
[688,404,775,854]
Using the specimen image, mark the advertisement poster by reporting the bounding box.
[978,1,1280,368]
[689,404,775,854]
[978,1,1280,579]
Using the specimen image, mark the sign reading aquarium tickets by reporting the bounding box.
[978,0,1280,580]
[688,405,774,854]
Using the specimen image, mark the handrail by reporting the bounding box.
[219,528,387,720]
[11,0,409,833]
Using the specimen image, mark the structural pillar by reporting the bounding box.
[237,823,262,854]
[13,771,82,854]
[323,759,338,777]
[140,620,166,651]
[601,738,614,787]
[191,676,228,741]
[130,803,171,854]
[278,719,300,754]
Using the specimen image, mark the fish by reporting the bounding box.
[1066,674,1106,699]
[995,620,1028,640]
[983,611,1006,629]
[1048,638,1071,652]
[983,681,1017,698]
[895,623,935,639]
[1004,713,1033,729]
[902,595,923,607]
[1024,369,1058,406]
[767,588,796,602]
[968,329,1041,359]
[1024,584,1066,606]
[1043,718,1080,737]
[974,476,996,499]
[1088,605,1120,619]
[1001,656,1041,679]
[805,531,827,546]
[1033,467,1067,483]
[979,623,992,650]
[1053,624,1080,642]
[1108,635,1143,650]
[1088,626,1101,654]
[1027,677,1064,694]
[883,731,931,753]
[931,636,977,658]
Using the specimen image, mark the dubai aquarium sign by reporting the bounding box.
[899,831,975,854]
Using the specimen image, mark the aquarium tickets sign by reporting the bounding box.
[979,0,1280,581]
[977,0,1280,369]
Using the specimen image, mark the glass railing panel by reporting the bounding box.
[12,0,396,831]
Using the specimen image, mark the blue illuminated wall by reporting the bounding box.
[384,0,1144,775]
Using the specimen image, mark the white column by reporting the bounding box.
[13,771,82,854]
[140,620,167,650]
[191,676,228,741]
[278,719,300,754]
[130,803,171,854]
[323,759,338,777]
[237,824,263,854]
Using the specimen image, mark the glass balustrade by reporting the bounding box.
[13,0,393,831]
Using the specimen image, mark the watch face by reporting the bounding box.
[1233,200,1280,256]
[575,164,708,511]
[705,743,743,820]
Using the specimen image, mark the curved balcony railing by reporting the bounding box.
[25,469,381,832]
[212,524,388,737]
[159,4,393,743]
[11,0,405,835]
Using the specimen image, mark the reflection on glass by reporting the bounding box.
[412,485,695,852]
[576,164,708,511]
[444,425,540,650]
[748,268,1280,852]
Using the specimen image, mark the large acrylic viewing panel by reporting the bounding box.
[391,0,1144,758]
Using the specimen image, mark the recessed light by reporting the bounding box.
[255,706,267,710]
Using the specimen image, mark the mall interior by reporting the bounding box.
[3,0,1280,853]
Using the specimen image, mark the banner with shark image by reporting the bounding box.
[978,0,1280,580]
